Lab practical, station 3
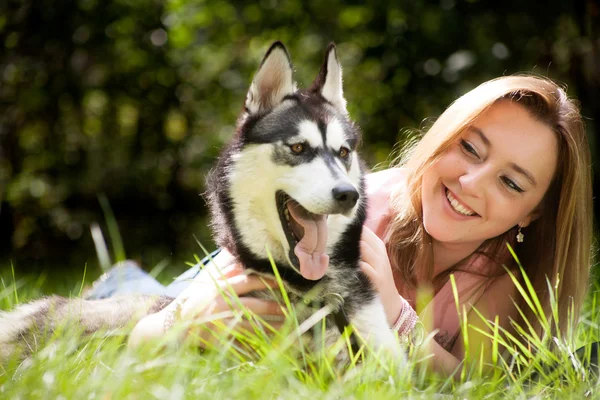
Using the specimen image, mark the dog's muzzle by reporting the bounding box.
[332,184,359,214]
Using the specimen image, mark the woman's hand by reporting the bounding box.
[359,225,403,327]
[177,263,286,348]
[129,262,286,349]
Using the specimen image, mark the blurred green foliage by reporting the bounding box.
[0,0,598,273]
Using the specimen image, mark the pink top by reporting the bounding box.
[364,168,502,352]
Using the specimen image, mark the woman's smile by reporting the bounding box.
[443,185,479,218]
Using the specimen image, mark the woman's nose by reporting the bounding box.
[458,166,489,198]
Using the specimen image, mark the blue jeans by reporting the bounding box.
[85,249,222,300]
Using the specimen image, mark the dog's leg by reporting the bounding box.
[349,297,407,365]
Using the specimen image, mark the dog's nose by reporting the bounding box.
[332,184,359,210]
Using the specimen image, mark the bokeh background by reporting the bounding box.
[1,0,598,280]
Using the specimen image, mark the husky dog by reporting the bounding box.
[0,42,404,364]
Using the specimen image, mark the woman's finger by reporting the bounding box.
[360,240,379,268]
[361,225,386,252]
[219,263,246,279]
[207,297,287,326]
[361,225,379,241]
[210,296,285,320]
[237,297,285,317]
[359,232,375,253]
[222,273,280,296]
[230,319,285,334]
[191,316,286,349]
[359,261,377,283]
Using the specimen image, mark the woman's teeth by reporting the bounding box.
[445,189,476,216]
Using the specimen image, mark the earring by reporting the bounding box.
[516,226,524,243]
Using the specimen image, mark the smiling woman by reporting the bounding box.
[363,75,593,375]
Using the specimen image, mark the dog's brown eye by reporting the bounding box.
[290,143,304,154]
[339,147,350,159]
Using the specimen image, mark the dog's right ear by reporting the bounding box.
[245,42,295,115]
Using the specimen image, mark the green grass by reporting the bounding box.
[1,257,599,399]
[2,213,599,398]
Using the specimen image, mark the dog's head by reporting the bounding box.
[210,42,365,282]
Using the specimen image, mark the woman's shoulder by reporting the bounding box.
[366,167,408,186]
[364,168,409,236]
[365,167,408,197]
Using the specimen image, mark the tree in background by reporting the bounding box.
[0,0,597,273]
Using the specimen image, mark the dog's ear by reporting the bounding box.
[311,43,347,114]
[245,42,295,115]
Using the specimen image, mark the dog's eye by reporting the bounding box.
[290,143,305,154]
[339,147,350,159]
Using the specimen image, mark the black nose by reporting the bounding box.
[332,184,359,210]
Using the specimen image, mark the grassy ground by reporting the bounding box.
[1,258,599,399]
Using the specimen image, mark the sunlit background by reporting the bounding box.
[0,0,598,279]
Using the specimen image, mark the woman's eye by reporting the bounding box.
[290,143,305,154]
[501,177,524,193]
[339,147,350,159]
[460,139,479,158]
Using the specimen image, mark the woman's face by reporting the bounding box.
[421,101,558,247]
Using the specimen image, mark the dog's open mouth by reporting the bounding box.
[276,191,329,281]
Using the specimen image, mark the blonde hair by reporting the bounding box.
[387,75,593,338]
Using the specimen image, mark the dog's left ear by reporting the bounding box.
[245,41,296,115]
[311,43,347,114]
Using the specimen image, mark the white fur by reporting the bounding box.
[350,297,406,362]
[228,145,290,264]
[320,50,347,114]
[325,118,347,151]
[348,152,361,183]
[297,120,323,148]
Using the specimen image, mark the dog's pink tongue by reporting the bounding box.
[287,202,329,280]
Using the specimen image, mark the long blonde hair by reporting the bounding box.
[387,75,593,338]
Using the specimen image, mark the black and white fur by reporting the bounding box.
[0,42,404,364]
[207,42,403,359]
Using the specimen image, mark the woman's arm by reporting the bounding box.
[129,250,285,347]
[360,225,464,375]
[359,225,518,376]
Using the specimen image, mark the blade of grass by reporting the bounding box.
[78,262,88,297]
[98,194,126,262]
[149,258,170,279]
[506,243,549,328]
[91,223,111,272]
[504,267,544,328]
[10,261,18,305]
